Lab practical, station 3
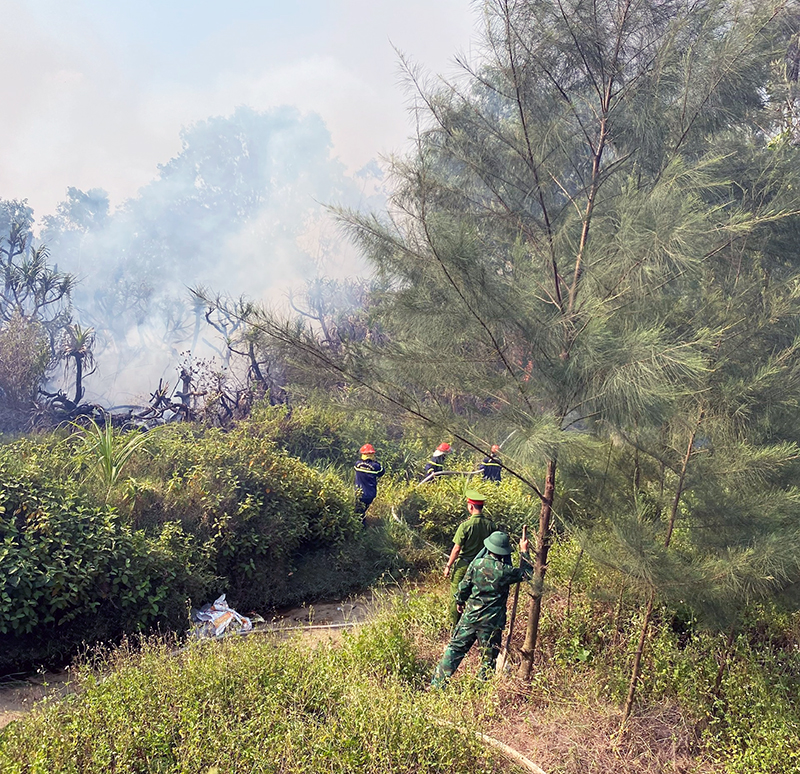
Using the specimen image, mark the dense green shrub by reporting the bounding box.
[0,422,419,672]
[123,424,369,610]
[0,459,212,672]
[247,402,425,474]
[374,475,539,547]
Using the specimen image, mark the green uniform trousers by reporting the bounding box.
[448,560,470,631]
[431,623,502,687]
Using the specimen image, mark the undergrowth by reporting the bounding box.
[0,594,512,774]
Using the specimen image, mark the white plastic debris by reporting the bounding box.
[190,594,253,639]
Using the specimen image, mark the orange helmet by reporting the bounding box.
[491,444,500,453]
[436,442,452,453]
[360,443,376,455]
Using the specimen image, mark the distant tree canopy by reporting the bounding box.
[36,107,386,404]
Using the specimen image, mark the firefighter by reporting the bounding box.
[443,490,497,631]
[432,530,532,686]
[479,445,502,483]
[354,443,384,521]
[423,442,452,479]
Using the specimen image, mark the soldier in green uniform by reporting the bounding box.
[432,530,532,687]
[443,490,497,631]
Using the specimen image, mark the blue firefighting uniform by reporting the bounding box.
[354,458,384,517]
[479,455,502,483]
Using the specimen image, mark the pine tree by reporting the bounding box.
[204,0,800,680]
[587,137,800,720]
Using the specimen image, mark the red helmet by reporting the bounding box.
[360,443,376,455]
[491,445,500,453]
[436,442,452,453]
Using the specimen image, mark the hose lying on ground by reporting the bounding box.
[435,719,548,774]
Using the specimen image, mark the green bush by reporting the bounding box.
[376,475,539,547]
[0,422,417,672]
[0,460,212,672]
[123,424,366,611]
[247,402,424,475]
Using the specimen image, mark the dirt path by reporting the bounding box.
[0,671,73,730]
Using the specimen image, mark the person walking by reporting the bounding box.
[432,530,532,687]
[423,442,452,480]
[478,445,502,483]
[354,443,384,521]
[443,490,497,631]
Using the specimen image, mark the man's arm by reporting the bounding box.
[444,543,461,578]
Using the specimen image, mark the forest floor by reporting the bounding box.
[0,671,73,731]
[0,586,723,774]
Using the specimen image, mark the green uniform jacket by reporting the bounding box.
[456,552,533,631]
[452,516,497,563]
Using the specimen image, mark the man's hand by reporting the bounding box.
[456,603,464,614]
[519,524,529,555]
[443,565,451,579]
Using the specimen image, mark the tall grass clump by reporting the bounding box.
[0,595,507,774]
[72,418,159,502]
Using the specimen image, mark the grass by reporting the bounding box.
[0,593,514,774]
[2,536,799,774]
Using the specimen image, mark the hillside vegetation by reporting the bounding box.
[0,405,429,673]
[2,541,799,773]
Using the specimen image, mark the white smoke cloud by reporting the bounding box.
[3,0,479,405]
[40,106,387,404]
[1,0,477,215]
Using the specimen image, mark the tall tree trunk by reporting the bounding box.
[519,456,556,679]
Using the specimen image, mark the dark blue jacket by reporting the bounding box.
[424,453,447,477]
[354,458,384,501]
[479,455,502,482]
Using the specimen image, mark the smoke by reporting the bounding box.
[38,105,387,405]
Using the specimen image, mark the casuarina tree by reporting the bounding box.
[202,0,799,681]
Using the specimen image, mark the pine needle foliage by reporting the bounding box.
[200,0,800,678]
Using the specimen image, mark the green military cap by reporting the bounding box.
[465,489,486,505]
[484,531,512,555]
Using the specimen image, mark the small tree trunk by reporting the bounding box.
[614,585,626,644]
[565,546,584,632]
[248,342,266,388]
[623,407,704,725]
[73,353,84,404]
[664,407,704,546]
[695,627,736,738]
[710,628,736,702]
[622,590,655,723]
[519,457,556,679]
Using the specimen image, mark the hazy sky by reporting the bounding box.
[1,0,478,218]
